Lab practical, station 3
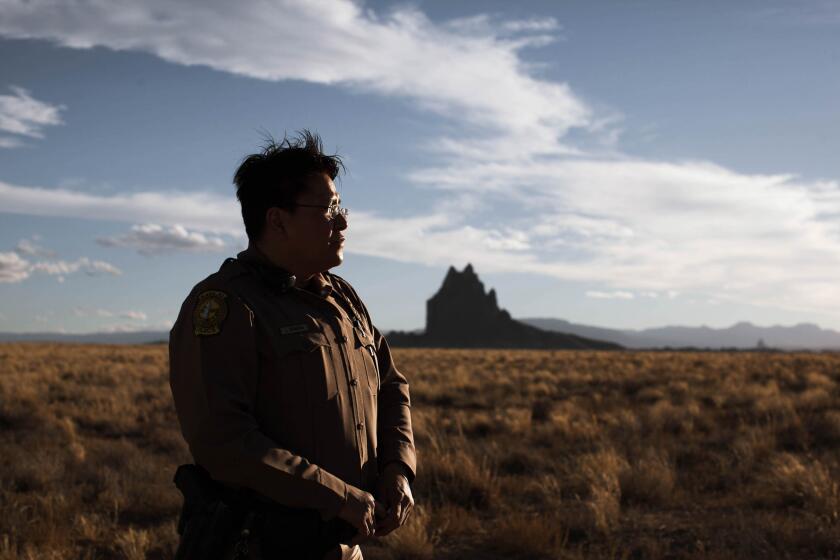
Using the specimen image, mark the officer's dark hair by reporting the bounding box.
[234,130,343,240]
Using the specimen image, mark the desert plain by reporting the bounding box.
[2,343,840,559]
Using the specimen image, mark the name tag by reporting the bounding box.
[279,323,309,335]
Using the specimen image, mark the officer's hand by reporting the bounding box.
[338,485,379,539]
[374,463,414,537]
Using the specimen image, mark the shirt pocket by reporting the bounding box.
[352,325,380,391]
[273,330,337,400]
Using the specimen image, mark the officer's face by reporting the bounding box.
[284,172,347,273]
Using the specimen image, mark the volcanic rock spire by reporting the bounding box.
[388,264,620,350]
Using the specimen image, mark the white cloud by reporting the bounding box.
[120,310,147,321]
[346,210,541,273]
[72,307,146,320]
[586,291,635,300]
[0,250,121,284]
[97,320,168,333]
[0,0,589,147]
[0,86,64,141]
[0,251,31,283]
[30,257,121,278]
[411,156,840,314]
[15,237,55,257]
[501,17,562,33]
[98,223,227,255]
[0,180,242,235]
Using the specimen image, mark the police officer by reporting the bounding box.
[169,131,416,559]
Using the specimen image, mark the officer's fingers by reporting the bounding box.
[375,501,399,537]
[391,500,403,527]
[363,493,376,508]
[342,489,374,532]
[361,498,375,530]
[399,489,413,508]
[398,496,413,526]
[351,503,373,534]
[366,505,379,537]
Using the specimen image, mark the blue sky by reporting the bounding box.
[1,0,840,334]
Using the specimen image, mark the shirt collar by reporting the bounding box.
[237,245,296,292]
[237,245,333,297]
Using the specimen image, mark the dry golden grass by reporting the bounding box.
[2,344,840,558]
[0,343,184,560]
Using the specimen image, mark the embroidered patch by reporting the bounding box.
[193,290,228,336]
[279,323,309,335]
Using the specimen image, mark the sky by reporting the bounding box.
[1,0,840,334]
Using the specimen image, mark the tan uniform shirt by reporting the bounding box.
[169,247,416,520]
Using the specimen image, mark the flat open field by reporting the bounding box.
[2,344,840,559]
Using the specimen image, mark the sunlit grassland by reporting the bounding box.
[2,343,840,559]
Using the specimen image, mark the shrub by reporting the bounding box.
[755,453,840,521]
[619,448,676,506]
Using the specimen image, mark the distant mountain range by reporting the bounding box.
[3,321,840,350]
[4,272,840,353]
[520,319,840,350]
[0,331,168,344]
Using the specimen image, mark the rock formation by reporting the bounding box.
[388,264,621,350]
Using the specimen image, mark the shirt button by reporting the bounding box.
[356,422,364,430]
[337,335,348,343]
[350,378,358,386]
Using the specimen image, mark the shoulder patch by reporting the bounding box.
[193,290,228,336]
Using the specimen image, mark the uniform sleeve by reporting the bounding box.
[372,327,417,483]
[169,289,348,520]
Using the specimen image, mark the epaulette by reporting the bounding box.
[188,258,246,297]
[218,257,249,279]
